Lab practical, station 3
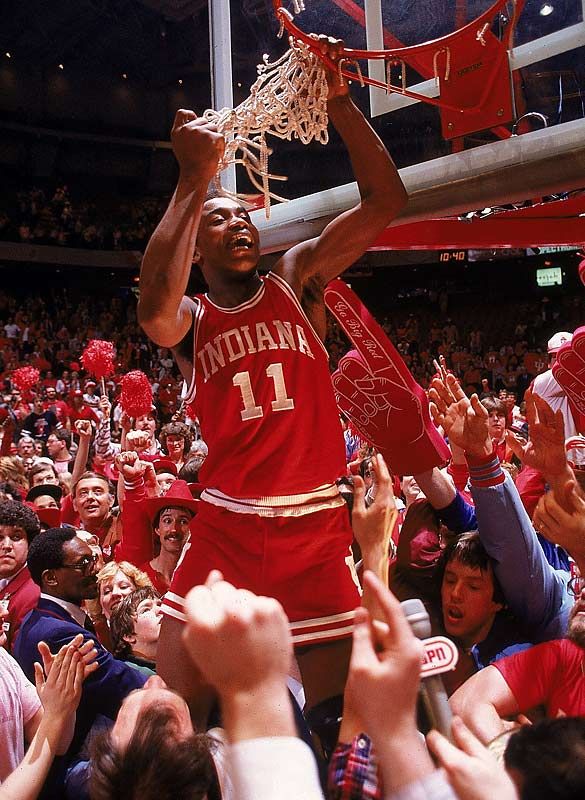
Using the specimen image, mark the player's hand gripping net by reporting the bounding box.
[202,35,330,217]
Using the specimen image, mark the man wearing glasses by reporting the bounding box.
[450,569,585,743]
[13,527,146,798]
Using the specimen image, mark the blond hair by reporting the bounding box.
[96,561,152,594]
[0,456,28,492]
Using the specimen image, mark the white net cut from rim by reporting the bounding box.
[202,39,330,218]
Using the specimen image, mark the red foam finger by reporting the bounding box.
[327,281,450,474]
[333,368,381,435]
[552,326,585,431]
[325,282,401,378]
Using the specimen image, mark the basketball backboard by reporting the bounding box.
[223,1,585,250]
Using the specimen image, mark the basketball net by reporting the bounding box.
[203,34,329,218]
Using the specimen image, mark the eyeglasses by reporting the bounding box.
[60,553,99,575]
[568,575,585,598]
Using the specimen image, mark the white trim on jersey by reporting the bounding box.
[290,624,355,645]
[183,297,204,407]
[161,594,355,645]
[161,590,188,623]
[289,609,355,630]
[204,280,265,313]
[266,272,330,360]
[201,484,345,517]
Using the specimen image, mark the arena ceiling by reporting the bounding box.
[2,0,213,91]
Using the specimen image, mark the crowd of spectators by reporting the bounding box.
[0,289,582,797]
[0,184,166,251]
[0,191,584,799]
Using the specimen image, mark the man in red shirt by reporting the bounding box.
[67,390,100,428]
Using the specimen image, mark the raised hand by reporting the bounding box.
[98,394,111,419]
[182,571,292,696]
[125,429,151,454]
[429,374,492,458]
[35,634,99,714]
[115,450,148,482]
[309,34,349,100]
[427,717,518,800]
[344,572,423,740]
[533,478,585,572]
[171,109,226,182]
[505,389,567,477]
[352,453,396,577]
[74,419,93,441]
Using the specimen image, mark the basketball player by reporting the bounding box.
[138,37,407,738]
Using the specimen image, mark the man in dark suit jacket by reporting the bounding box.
[0,500,41,650]
[13,526,147,799]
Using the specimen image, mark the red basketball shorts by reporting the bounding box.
[162,500,360,646]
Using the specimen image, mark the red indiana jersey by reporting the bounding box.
[184,272,346,500]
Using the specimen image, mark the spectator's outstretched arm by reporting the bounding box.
[70,419,92,485]
[344,572,436,796]
[138,111,222,347]
[429,374,492,461]
[337,453,397,749]
[352,453,397,618]
[412,467,456,510]
[449,665,520,745]
[534,478,585,574]
[413,467,477,533]
[183,571,323,800]
[114,452,154,566]
[430,374,570,639]
[4,635,97,800]
[94,395,118,461]
[427,717,518,800]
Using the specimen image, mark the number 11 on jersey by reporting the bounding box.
[233,363,295,421]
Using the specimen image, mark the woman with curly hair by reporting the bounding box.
[159,421,193,473]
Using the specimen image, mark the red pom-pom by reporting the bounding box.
[81,340,116,380]
[12,366,40,392]
[120,371,153,418]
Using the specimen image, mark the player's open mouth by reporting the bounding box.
[228,234,254,250]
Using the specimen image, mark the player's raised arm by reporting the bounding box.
[276,37,408,293]
[138,109,225,348]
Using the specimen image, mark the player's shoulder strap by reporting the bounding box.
[172,296,205,406]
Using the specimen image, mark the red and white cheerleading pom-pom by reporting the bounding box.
[119,371,153,418]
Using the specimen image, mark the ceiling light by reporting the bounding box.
[58,63,64,70]
[540,3,554,15]
[122,73,128,79]
[178,79,183,85]
[5,52,11,59]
